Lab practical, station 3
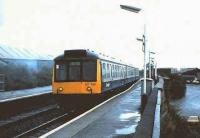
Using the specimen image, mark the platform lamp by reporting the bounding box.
[120,4,148,111]
[120,5,141,13]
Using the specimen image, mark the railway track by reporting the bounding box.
[14,112,70,138]
[0,83,135,138]
[0,104,64,137]
[9,98,104,138]
[0,93,54,118]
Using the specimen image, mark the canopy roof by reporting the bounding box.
[0,45,53,60]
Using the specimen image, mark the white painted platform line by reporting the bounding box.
[40,81,141,138]
[0,91,51,103]
[152,90,161,138]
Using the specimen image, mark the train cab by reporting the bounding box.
[52,50,102,95]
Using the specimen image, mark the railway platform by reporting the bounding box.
[0,86,51,103]
[41,82,141,138]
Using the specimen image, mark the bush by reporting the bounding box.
[161,75,200,138]
[36,66,52,87]
[0,63,52,91]
[161,105,196,138]
[166,74,186,99]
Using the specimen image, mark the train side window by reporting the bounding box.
[130,68,132,76]
[109,64,111,79]
[110,64,112,78]
[132,69,134,76]
[112,65,114,78]
[130,69,132,76]
[102,63,106,79]
[106,63,110,79]
[115,65,117,78]
[55,63,67,81]
[127,67,130,77]
[112,64,114,78]
[120,66,123,78]
[116,65,118,78]
[117,65,119,78]
[120,66,121,78]
[123,67,125,78]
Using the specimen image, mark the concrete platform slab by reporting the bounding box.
[0,86,51,102]
[42,83,141,138]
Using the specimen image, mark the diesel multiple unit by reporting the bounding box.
[52,49,139,95]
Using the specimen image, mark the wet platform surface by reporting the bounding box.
[43,83,141,138]
[0,86,51,102]
[172,84,200,117]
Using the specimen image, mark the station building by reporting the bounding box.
[181,68,200,82]
[157,68,178,77]
[0,45,53,71]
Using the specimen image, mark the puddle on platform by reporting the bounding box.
[135,116,140,122]
[119,112,140,121]
[115,124,137,135]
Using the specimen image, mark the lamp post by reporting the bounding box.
[120,5,148,111]
[155,61,157,80]
[120,4,147,93]
[136,33,147,96]
[149,51,155,78]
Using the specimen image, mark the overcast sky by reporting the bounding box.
[0,0,199,68]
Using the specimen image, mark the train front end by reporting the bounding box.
[52,50,101,95]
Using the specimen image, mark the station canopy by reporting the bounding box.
[0,45,53,60]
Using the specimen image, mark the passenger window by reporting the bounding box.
[115,65,117,78]
[112,65,114,78]
[102,63,106,79]
[107,64,110,78]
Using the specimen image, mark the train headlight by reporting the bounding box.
[58,87,63,92]
[86,87,92,93]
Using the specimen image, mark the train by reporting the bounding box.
[52,49,139,97]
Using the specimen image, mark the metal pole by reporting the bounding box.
[149,51,151,78]
[140,26,147,112]
[120,4,147,111]
[155,62,157,80]
[143,26,147,95]
[151,59,154,78]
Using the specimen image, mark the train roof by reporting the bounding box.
[54,49,98,60]
[54,49,135,67]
